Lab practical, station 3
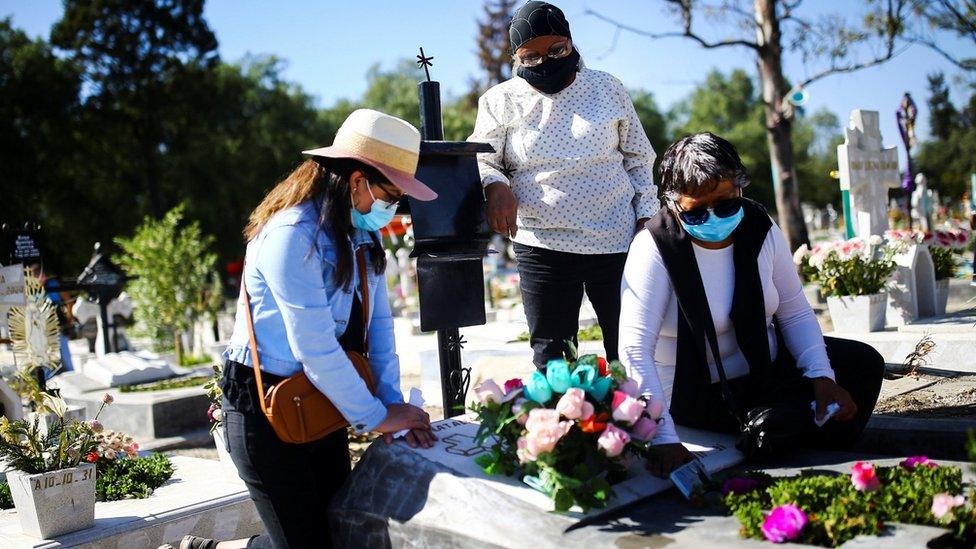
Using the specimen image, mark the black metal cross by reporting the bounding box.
[416,47,434,82]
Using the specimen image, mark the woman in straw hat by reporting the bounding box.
[180,109,437,549]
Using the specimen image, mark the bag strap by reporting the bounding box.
[240,244,373,412]
[700,303,745,427]
[241,274,271,416]
[355,246,370,357]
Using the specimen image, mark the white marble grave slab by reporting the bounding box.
[416,414,743,520]
[82,351,175,387]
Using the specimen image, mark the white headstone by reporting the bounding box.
[0,264,26,337]
[837,110,900,238]
[887,244,938,325]
[81,350,175,387]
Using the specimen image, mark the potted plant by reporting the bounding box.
[204,363,238,480]
[799,236,900,332]
[0,393,113,539]
[926,229,971,315]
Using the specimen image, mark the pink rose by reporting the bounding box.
[524,420,572,458]
[516,436,535,464]
[597,424,631,457]
[900,456,937,470]
[474,380,504,405]
[932,493,966,520]
[617,378,640,397]
[611,390,644,426]
[504,378,524,394]
[524,408,561,433]
[761,504,807,543]
[645,398,665,420]
[630,416,658,441]
[555,388,587,419]
[851,461,880,492]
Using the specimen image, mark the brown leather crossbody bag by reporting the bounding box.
[242,247,376,444]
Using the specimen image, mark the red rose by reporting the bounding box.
[580,412,610,434]
[597,357,609,377]
[86,452,99,463]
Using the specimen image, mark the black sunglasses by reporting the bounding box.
[674,196,743,226]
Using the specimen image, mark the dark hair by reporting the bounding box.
[659,132,750,203]
[246,157,390,290]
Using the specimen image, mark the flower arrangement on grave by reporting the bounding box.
[710,452,976,547]
[471,345,665,512]
[885,228,970,280]
[793,235,901,297]
[204,363,224,433]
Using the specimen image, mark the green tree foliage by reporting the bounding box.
[927,72,959,140]
[917,72,976,200]
[114,205,217,363]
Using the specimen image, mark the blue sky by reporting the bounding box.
[5,0,974,153]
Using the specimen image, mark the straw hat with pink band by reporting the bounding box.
[302,108,438,202]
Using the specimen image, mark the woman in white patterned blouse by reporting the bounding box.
[469,1,660,368]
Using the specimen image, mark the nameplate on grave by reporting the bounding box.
[0,265,26,334]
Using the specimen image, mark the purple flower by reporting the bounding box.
[761,504,807,543]
[900,456,937,470]
[721,477,759,496]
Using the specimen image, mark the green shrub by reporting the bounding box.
[0,482,11,510]
[95,453,174,501]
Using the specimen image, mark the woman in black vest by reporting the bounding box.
[618,133,884,476]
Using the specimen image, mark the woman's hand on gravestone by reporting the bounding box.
[812,377,857,423]
[402,428,437,449]
[376,403,431,443]
[486,182,519,238]
[644,443,694,478]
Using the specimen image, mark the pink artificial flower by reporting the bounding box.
[102,393,114,405]
[105,449,117,460]
[611,390,644,426]
[504,378,524,394]
[721,477,759,496]
[761,504,807,543]
[630,416,658,441]
[851,461,880,492]
[524,420,572,458]
[87,419,103,433]
[516,436,534,464]
[555,388,588,419]
[900,456,937,470]
[932,493,966,520]
[645,398,665,420]
[597,424,631,457]
[129,442,139,451]
[579,401,594,421]
[511,398,530,425]
[474,380,504,405]
[524,408,561,433]
[617,378,640,397]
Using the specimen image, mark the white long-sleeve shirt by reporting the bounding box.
[618,222,835,445]
[468,68,660,255]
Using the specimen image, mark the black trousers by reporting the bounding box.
[676,337,885,449]
[513,242,628,368]
[220,361,351,549]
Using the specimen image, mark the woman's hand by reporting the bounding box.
[644,443,694,478]
[486,182,519,238]
[375,403,430,444]
[401,428,437,449]
[812,377,857,423]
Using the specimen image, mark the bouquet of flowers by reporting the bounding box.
[885,228,970,280]
[794,236,900,297]
[204,363,224,433]
[472,346,664,512]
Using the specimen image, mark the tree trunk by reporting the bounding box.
[174,332,184,367]
[754,0,810,251]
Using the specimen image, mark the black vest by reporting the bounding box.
[646,199,773,425]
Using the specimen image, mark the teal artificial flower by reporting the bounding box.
[546,359,572,393]
[524,371,553,403]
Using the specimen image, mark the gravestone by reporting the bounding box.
[887,244,938,325]
[71,294,132,357]
[331,415,743,546]
[0,264,26,338]
[836,110,900,239]
[81,351,175,387]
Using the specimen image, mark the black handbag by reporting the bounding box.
[700,312,810,461]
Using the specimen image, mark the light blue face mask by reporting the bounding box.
[351,180,398,231]
[678,205,744,242]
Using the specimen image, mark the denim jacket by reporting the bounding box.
[224,201,401,432]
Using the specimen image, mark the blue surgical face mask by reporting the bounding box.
[678,205,744,242]
[351,181,398,231]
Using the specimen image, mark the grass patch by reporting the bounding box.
[120,375,210,393]
[178,354,212,367]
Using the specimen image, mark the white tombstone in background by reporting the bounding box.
[0,264,26,339]
[912,172,933,232]
[887,244,938,325]
[837,110,901,238]
[71,293,134,358]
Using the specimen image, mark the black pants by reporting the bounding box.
[513,242,628,368]
[220,361,351,549]
[676,337,885,449]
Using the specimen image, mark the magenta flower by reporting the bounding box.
[900,456,937,470]
[761,504,807,543]
[504,378,524,394]
[851,461,880,492]
[721,477,759,496]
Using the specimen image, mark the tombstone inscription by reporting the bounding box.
[836,110,900,239]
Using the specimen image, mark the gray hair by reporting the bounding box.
[659,132,750,203]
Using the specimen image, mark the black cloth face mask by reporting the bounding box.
[517,49,580,94]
